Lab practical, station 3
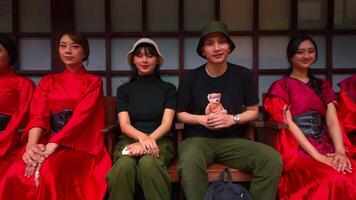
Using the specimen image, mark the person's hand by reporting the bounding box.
[22,144,46,167]
[126,143,146,157]
[313,153,334,168]
[23,144,46,177]
[327,153,352,174]
[24,165,36,177]
[206,111,235,129]
[137,134,159,157]
[197,115,212,129]
[43,143,58,157]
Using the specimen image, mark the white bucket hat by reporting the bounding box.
[127,38,164,66]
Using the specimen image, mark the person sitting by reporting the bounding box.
[176,20,282,200]
[264,35,356,200]
[0,35,35,179]
[106,38,176,200]
[0,32,111,200]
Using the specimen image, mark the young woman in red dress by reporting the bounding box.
[0,33,111,200]
[0,35,35,179]
[264,36,356,199]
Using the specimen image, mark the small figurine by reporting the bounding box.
[205,93,227,114]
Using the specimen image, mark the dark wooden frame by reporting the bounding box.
[4,0,356,95]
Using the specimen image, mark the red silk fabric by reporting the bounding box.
[337,75,356,143]
[0,68,34,179]
[0,67,111,200]
[265,77,356,200]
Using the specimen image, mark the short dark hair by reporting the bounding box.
[58,32,90,62]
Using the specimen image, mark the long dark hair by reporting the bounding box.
[286,35,322,95]
[129,42,161,82]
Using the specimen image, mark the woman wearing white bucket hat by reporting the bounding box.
[106,38,176,200]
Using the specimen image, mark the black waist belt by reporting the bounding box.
[293,111,324,139]
[50,109,73,133]
[0,114,11,131]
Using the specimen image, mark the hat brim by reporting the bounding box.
[196,32,235,58]
[127,38,164,66]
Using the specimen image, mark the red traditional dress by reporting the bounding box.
[337,75,356,144]
[0,67,111,200]
[264,77,356,200]
[0,68,34,179]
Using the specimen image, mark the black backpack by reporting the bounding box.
[203,168,252,200]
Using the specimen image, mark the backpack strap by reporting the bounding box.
[219,168,233,183]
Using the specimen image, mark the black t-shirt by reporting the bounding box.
[177,63,259,138]
[116,75,176,134]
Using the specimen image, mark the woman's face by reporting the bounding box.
[59,34,85,70]
[291,40,316,70]
[0,44,10,71]
[133,48,158,76]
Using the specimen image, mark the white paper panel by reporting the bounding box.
[228,36,253,69]
[111,38,139,71]
[333,35,356,68]
[184,37,206,69]
[19,38,51,70]
[152,38,179,70]
[259,36,290,69]
[86,38,106,71]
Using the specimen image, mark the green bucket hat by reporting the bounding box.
[196,20,235,58]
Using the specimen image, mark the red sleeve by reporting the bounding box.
[337,91,356,135]
[0,78,35,156]
[264,96,299,171]
[321,80,337,104]
[266,79,290,103]
[23,76,51,139]
[49,79,106,156]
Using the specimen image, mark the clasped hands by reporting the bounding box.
[125,134,159,157]
[326,152,353,174]
[200,110,234,130]
[22,143,58,177]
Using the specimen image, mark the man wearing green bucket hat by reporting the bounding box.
[176,20,282,200]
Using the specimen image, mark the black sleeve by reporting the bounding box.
[177,73,193,113]
[164,83,177,110]
[116,84,129,113]
[242,70,259,106]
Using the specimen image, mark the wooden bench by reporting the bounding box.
[101,96,285,199]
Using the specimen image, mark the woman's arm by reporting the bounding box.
[284,108,334,168]
[24,127,46,165]
[207,104,259,129]
[23,127,46,177]
[118,111,147,140]
[118,111,157,156]
[325,102,352,173]
[176,111,209,127]
[149,108,175,140]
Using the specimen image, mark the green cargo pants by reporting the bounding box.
[177,137,282,200]
[106,136,175,200]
